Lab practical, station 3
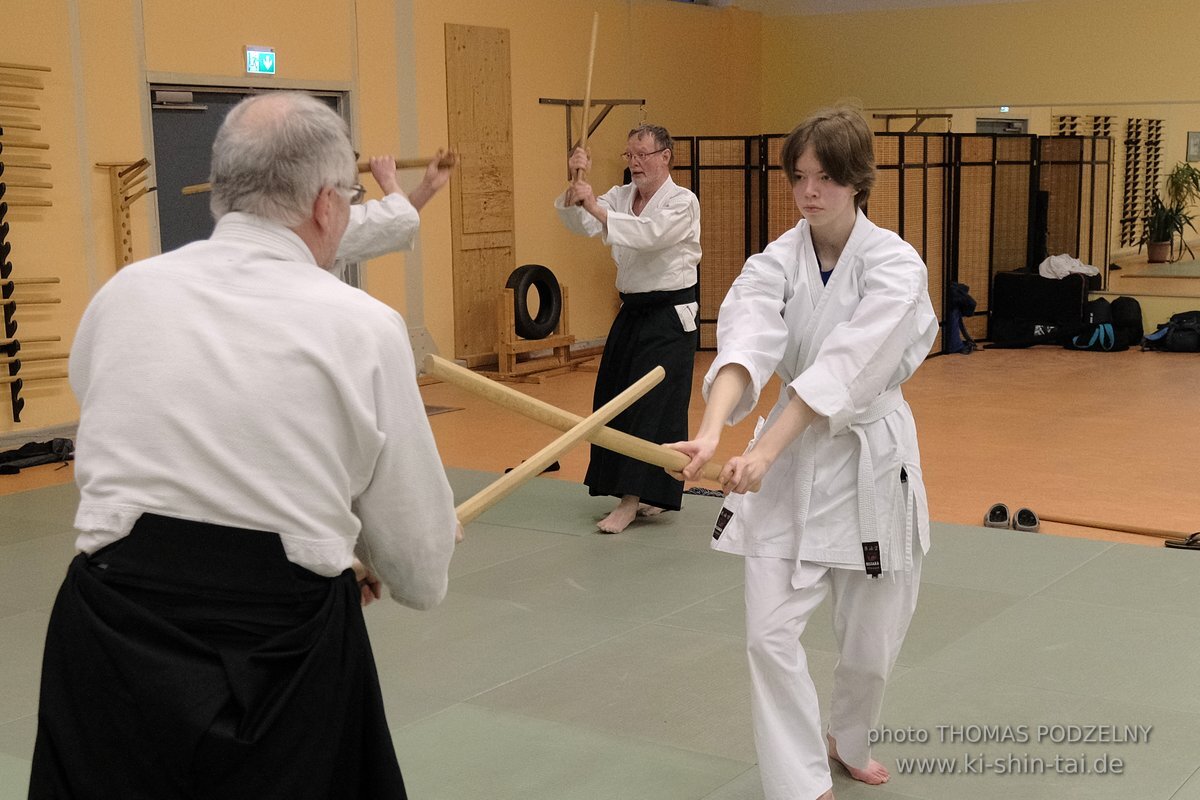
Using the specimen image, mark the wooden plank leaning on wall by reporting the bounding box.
[444,23,517,366]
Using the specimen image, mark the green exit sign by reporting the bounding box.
[245,46,276,75]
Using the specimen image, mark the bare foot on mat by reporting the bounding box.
[597,495,639,533]
[828,735,889,785]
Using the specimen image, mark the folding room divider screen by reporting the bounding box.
[671,132,1111,354]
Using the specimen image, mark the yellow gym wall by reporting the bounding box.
[760,0,1200,124]
[10,0,1199,438]
[2,0,762,436]
[408,0,763,360]
[2,0,151,433]
[759,0,1200,262]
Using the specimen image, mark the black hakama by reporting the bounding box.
[585,284,698,511]
[29,514,406,800]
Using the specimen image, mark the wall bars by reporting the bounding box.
[0,61,62,424]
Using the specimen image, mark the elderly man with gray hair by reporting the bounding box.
[28,91,458,798]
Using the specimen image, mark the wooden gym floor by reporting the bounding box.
[4,345,1198,545]
[418,346,1200,548]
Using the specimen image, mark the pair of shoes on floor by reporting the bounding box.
[1164,532,1200,550]
[984,503,1040,532]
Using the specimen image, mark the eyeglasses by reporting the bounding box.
[620,147,668,164]
[335,183,367,205]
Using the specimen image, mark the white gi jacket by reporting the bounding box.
[71,212,457,610]
[554,177,700,294]
[706,211,938,577]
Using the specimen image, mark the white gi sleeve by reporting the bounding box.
[791,242,931,434]
[352,314,457,610]
[704,227,798,424]
[554,190,608,238]
[603,191,698,251]
[335,193,421,264]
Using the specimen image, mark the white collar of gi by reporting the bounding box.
[211,212,320,267]
[632,175,677,212]
[796,209,874,366]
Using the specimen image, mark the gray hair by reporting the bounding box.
[628,123,674,167]
[628,123,673,153]
[209,92,357,226]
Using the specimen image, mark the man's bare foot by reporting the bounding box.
[597,495,639,533]
[828,735,889,785]
[636,503,664,517]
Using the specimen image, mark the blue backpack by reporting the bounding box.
[1143,310,1200,352]
[945,282,977,354]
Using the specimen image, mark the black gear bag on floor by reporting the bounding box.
[1110,296,1144,349]
[0,438,74,474]
[1143,310,1200,353]
[1065,298,1129,352]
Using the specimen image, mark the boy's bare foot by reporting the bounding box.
[636,503,664,517]
[597,495,639,533]
[828,735,889,785]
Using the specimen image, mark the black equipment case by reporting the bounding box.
[989,271,1088,347]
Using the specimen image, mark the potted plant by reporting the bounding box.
[1143,162,1200,263]
[1143,195,1184,263]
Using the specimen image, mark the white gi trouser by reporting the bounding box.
[745,551,922,800]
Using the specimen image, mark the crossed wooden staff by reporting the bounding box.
[425,355,724,526]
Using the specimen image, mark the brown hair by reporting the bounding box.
[780,106,875,209]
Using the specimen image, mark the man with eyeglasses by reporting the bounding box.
[29,91,459,798]
[555,123,701,533]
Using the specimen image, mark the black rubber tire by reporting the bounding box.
[505,264,563,340]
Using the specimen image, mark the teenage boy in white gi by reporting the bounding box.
[671,107,938,800]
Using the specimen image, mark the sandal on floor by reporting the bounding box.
[984,503,1010,529]
[1013,507,1040,532]
[1164,532,1200,550]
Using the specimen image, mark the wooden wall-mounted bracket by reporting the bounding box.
[0,372,69,387]
[0,76,43,91]
[539,97,646,177]
[1,276,60,286]
[0,158,49,170]
[1,123,54,212]
[0,137,50,150]
[96,158,156,267]
[1,298,61,307]
[872,112,954,133]
[0,62,53,73]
